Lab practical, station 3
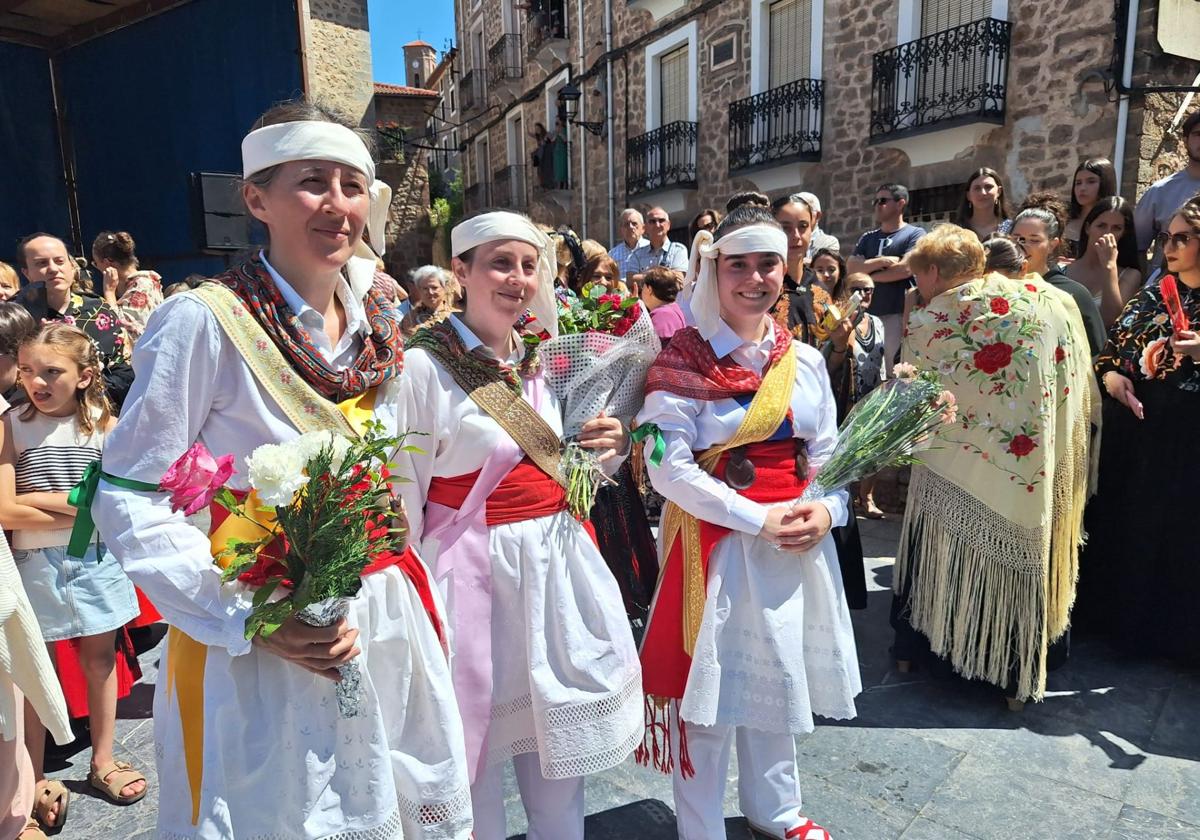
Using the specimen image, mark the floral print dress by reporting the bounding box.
[113,270,164,343]
[1076,276,1200,663]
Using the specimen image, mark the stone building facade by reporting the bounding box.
[295,2,447,269]
[453,0,1200,247]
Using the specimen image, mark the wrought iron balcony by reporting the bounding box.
[626,121,698,197]
[460,69,485,116]
[870,17,1011,141]
[526,0,568,59]
[494,164,528,211]
[728,78,823,172]
[488,34,524,86]
[464,180,491,215]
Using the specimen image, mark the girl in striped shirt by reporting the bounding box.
[0,323,144,833]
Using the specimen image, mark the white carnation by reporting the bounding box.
[246,443,309,507]
[292,431,353,472]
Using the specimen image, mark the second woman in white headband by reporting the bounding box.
[395,210,643,840]
[636,206,862,840]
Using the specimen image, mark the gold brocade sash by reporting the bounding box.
[191,283,357,437]
[420,342,566,489]
[659,347,796,654]
[168,283,379,825]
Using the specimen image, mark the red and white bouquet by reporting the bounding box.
[159,423,413,716]
[539,287,661,516]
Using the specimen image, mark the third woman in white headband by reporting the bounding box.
[395,210,642,840]
[92,100,471,839]
[636,206,862,840]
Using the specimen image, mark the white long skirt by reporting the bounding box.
[444,511,643,779]
[153,565,472,840]
[679,531,861,733]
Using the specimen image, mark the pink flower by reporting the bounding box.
[937,390,958,424]
[160,442,235,515]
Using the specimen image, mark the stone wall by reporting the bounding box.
[1126,0,1200,200]
[302,0,375,124]
[376,95,438,271]
[459,0,1186,247]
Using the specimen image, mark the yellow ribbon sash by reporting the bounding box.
[659,347,796,655]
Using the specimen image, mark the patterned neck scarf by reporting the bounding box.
[406,317,541,394]
[645,321,792,401]
[211,256,404,401]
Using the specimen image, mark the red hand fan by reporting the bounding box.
[1161,275,1191,333]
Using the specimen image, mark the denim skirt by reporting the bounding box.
[12,544,138,642]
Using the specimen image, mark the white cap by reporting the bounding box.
[797,191,821,214]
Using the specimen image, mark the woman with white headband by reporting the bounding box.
[92,101,471,839]
[636,206,861,840]
[396,209,643,840]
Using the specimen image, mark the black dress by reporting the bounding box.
[1073,279,1200,665]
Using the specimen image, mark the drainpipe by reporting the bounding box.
[576,0,587,236]
[1112,0,1137,189]
[605,0,616,244]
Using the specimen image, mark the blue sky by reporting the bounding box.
[369,0,457,86]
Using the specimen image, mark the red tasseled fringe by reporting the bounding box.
[634,695,694,778]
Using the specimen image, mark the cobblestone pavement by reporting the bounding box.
[45,516,1200,839]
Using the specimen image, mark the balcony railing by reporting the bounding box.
[728,78,823,172]
[526,0,567,58]
[488,34,524,85]
[870,17,1011,141]
[464,180,492,215]
[626,121,698,196]
[460,69,485,115]
[494,164,528,210]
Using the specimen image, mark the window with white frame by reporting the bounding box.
[750,0,821,94]
[643,21,698,130]
[768,0,812,87]
[659,45,689,125]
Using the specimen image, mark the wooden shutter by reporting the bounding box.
[769,0,812,88]
[920,0,990,35]
[659,45,689,125]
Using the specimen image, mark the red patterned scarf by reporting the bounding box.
[212,256,404,401]
[644,321,793,400]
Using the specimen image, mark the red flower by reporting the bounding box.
[1008,434,1036,458]
[129,291,149,309]
[1054,346,1065,363]
[973,342,1013,375]
[989,298,1010,316]
[1025,283,1038,292]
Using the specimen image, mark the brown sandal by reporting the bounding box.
[32,780,69,830]
[88,760,148,805]
[19,817,49,839]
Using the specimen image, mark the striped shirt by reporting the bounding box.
[9,409,104,549]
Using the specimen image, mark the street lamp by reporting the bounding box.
[557,81,606,137]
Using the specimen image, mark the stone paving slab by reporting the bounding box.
[44,516,1200,840]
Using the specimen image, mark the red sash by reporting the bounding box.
[640,439,808,701]
[211,493,445,645]
[428,456,599,537]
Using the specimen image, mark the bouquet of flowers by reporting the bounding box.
[801,362,957,502]
[539,286,662,516]
[159,423,413,717]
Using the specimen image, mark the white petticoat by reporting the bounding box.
[153,565,472,840]
[438,511,643,780]
[679,530,862,733]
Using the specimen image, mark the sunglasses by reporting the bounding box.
[874,197,894,206]
[850,287,875,295]
[1156,231,1199,250]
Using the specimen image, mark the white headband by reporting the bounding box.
[451,212,560,338]
[241,121,393,265]
[686,224,789,340]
